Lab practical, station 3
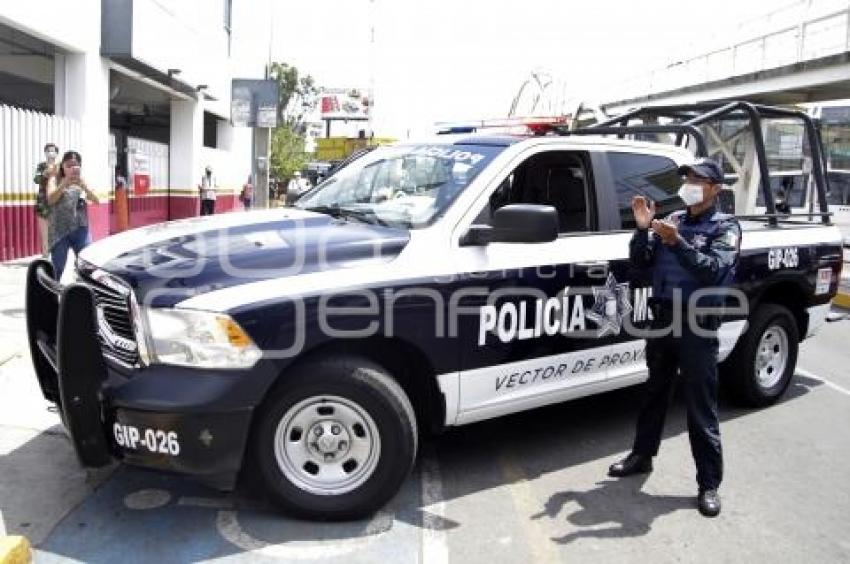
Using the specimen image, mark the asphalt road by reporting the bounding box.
[1,304,848,563]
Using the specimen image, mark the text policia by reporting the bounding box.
[478,282,654,346]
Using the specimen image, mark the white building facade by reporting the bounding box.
[0,0,269,260]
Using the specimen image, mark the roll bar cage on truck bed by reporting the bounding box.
[558,101,833,227]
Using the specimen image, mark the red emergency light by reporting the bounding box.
[436,115,570,136]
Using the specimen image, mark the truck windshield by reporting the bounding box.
[295,143,505,228]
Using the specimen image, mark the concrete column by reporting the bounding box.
[252,127,270,209]
[60,51,111,239]
[169,97,204,218]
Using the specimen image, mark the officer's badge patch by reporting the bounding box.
[586,274,633,337]
[691,233,708,249]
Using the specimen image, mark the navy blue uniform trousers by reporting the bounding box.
[632,310,723,491]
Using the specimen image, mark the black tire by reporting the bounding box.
[721,303,799,407]
[252,356,417,520]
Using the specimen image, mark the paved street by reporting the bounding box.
[2,260,850,563]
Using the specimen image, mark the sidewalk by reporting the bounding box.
[0,258,30,367]
[0,256,114,548]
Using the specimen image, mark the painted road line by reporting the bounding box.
[499,452,561,564]
[420,451,449,564]
[798,367,850,397]
[0,536,31,564]
[215,508,393,559]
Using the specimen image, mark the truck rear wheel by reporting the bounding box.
[252,356,417,520]
[721,303,799,407]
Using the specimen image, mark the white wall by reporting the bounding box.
[200,137,252,192]
[61,51,110,193]
[0,0,100,53]
[128,137,169,189]
[2,0,265,203]
[2,1,109,192]
[132,0,232,118]
[170,99,204,190]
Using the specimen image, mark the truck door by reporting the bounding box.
[600,150,687,381]
[450,149,636,424]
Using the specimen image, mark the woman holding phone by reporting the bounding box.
[46,151,99,279]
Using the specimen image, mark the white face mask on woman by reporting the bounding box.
[678,183,705,207]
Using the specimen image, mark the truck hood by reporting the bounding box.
[78,209,410,307]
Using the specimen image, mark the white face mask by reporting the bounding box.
[678,183,705,207]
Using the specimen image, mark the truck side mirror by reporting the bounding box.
[460,204,559,246]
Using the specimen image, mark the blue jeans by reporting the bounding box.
[51,226,91,280]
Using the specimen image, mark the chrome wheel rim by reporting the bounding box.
[274,395,380,496]
[755,324,789,389]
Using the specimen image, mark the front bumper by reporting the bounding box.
[24,259,262,489]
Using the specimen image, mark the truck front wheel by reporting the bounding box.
[721,303,799,407]
[252,356,417,520]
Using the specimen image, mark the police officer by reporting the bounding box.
[608,158,741,518]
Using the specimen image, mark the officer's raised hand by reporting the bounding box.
[631,196,656,229]
[650,218,679,245]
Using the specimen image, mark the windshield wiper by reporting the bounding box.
[302,204,388,227]
[337,206,389,226]
[302,204,343,217]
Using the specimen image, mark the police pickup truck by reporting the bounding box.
[26,102,844,519]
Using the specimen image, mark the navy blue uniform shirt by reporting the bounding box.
[629,205,741,308]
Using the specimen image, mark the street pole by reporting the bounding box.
[253,127,271,209]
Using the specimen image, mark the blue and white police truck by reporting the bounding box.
[26,102,844,519]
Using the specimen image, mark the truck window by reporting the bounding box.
[478,151,594,233]
[819,111,850,206]
[755,174,808,208]
[609,152,683,229]
[298,143,504,228]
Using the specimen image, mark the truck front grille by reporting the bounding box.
[78,268,140,367]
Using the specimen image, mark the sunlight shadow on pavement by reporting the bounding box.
[533,475,694,544]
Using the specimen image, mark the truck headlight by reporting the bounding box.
[143,308,262,369]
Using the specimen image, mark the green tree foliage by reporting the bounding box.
[270,125,308,181]
[266,61,319,131]
[265,61,320,180]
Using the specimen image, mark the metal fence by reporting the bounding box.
[1,104,81,261]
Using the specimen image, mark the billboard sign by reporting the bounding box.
[320,87,371,120]
[231,79,279,128]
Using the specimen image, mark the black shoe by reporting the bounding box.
[697,489,721,517]
[608,453,653,478]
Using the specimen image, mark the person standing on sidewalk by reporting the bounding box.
[286,171,310,205]
[198,166,217,216]
[32,143,59,256]
[241,175,254,210]
[607,158,741,518]
[46,151,99,280]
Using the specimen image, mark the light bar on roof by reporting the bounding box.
[436,115,570,135]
